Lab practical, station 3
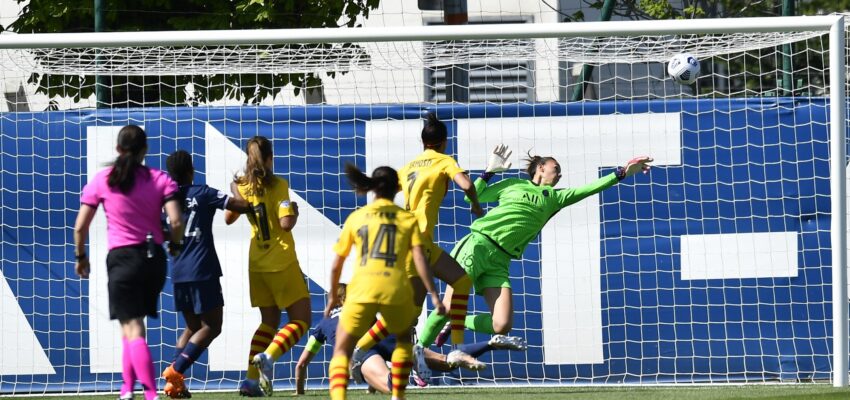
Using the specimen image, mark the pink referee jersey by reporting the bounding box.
[80,166,178,250]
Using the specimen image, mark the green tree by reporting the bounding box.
[9,0,380,108]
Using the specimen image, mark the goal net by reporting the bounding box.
[0,14,846,395]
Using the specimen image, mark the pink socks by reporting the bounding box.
[127,337,158,400]
[120,338,136,397]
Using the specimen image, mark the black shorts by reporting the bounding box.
[173,278,224,315]
[106,244,166,321]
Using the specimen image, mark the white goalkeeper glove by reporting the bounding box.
[486,144,513,173]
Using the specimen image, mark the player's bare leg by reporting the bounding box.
[481,287,514,334]
[361,354,391,394]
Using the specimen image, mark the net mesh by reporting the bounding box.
[0,14,847,396]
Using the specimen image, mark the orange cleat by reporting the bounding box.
[162,365,191,399]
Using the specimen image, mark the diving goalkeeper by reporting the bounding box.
[419,144,653,346]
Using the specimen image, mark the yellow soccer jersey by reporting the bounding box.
[237,176,299,272]
[399,149,465,235]
[333,198,424,305]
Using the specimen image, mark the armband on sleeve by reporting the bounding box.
[305,335,322,354]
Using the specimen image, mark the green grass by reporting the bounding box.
[25,385,850,400]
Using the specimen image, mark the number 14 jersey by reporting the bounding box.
[237,176,299,273]
[334,198,424,305]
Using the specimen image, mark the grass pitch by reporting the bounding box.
[22,384,850,399]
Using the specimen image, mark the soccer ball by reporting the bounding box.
[667,53,700,85]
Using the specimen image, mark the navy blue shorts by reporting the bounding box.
[173,279,224,315]
[106,244,166,321]
[365,335,396,361]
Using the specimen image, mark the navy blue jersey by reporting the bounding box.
[311,307,394,360]
[171,184,229,283]
[311,307,342,345]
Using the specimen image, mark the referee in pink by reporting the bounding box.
[73,125,184,400]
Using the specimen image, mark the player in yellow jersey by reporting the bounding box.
[353,113,484,376]
[326,164,445,400]
[223,136,311,397]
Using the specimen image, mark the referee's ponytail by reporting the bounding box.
[108,125,148,193]
[344,163,399,200]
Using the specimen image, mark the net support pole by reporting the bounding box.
[780,0,794,95]
[444,0,468,103]
[94,0,107,108]
[830,15,848,388]
[569,0,615,101]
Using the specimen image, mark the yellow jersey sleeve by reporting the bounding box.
[438,155,465,182]
[333,213,356,258]
[275,179,296,217]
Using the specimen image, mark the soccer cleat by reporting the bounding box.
[252,353,274,397]
[350,356,365,384]
[118,391,134,400]
[434,322,451,347]
[412,343,432,381]
[488,334,527,351]
[238,379,264,397]
[446,349,485,371]
[162,365,192,399]
[349,347,366,384]
[409,368,428,387]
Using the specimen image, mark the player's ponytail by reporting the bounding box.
[108,125,149,193]
[344,163,399,200]
[235,136,274,196]
[524,151,555,179]
[421,112,447,148]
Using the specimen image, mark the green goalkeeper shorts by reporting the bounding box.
[450,231,512,295]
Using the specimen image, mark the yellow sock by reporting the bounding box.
[354,316,390,351]
[449,275,472,345]
[390,342,413,399]
[328,355,349,400]
[264,320,308,360]
[247,323,276,380]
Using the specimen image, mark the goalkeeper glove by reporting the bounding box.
[486,144,513,173]
[620,156,653,180]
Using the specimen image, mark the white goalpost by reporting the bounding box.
[0,14,847,394]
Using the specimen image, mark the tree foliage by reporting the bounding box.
[10,0,380,108]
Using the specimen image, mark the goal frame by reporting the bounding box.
[0,14,845,387]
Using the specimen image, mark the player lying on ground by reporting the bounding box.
[419,145,653,346]
[293,284,526,396]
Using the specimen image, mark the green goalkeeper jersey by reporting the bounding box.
[467,172,619,258]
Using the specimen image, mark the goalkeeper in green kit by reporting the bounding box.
[418,144,653,348]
